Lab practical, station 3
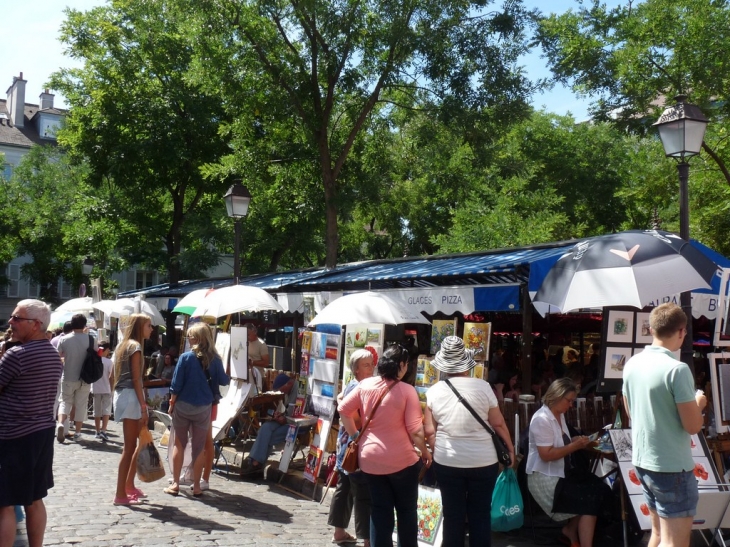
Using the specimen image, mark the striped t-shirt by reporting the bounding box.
[0,339,63,439]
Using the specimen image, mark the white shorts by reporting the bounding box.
[93,393,112,418]
[59,380,91,422]
[113,389,142,422]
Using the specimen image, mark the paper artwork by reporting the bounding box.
[463,322,490,361]
[430,320,455,354]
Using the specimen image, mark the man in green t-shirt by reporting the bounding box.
[623,303,706,547]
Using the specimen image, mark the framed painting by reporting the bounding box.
[606,310,634,343]
[634,312,653,345]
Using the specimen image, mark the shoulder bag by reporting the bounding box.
[341,381,397,473]
[444,378,512,467]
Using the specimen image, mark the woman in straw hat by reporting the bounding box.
[423,335,514,547]
[339,344,432,547]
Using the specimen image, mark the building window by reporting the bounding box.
[7,264,19,298]
[136,271,157,290]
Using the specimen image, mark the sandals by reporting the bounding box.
[113,496,142,506]
[163,486,180,496]
[331,532,357,544]
[126,487,147,499]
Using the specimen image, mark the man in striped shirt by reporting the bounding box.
[0,299,63,547]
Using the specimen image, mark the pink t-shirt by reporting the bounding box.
[338,376,423,475]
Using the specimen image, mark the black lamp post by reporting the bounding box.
[223,180,252,284]
[79,256,94,297]
[653,95,709,369]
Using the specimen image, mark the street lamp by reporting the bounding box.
[654,94,709,369]
[79,257,94,297]
[223,180,252,283]
[82,257,94,276]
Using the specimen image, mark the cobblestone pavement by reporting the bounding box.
[12,419,648,546]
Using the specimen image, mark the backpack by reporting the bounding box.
[80,335,104,384]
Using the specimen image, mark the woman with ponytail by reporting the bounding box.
[165,323,228,497]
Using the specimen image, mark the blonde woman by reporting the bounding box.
[165,323,228,497]
[112,314,153,506]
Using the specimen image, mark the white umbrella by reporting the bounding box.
[171,288,217,315]
[190,285,283,318]
[55,297,94,313]
[93,298,166,326]
[48,311,75,330]
[308,291,431,326]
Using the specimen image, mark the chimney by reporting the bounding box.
[39,88,54,110]
[6,72,26,128]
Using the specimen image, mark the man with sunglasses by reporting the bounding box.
[623,303,707,547]
[0,300,63,547]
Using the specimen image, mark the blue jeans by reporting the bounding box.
[364,461,421,547]
[433,461,500,547]
[248,421,289,465]
[634,467,698,518]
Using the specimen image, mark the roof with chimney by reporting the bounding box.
[0,99,65,149]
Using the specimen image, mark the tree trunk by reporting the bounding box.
[323,171,338,269]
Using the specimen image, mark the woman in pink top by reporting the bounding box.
[339,345,432,547]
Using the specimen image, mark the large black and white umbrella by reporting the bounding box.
[532,230,719,313]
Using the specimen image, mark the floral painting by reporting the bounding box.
[430,320,455,354]
[463,322,490,361]
[393,485,444,546]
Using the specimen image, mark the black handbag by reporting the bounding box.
[444,379,512,467]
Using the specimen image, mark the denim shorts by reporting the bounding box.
[634,467,698,518]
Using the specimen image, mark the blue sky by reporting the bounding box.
[2,0,621,119]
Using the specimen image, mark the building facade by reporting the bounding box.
[0,73,165,321]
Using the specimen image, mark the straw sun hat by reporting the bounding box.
[431,336,477,374]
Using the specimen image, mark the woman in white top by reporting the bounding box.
[526,378,594,547]
[424,336,514,547]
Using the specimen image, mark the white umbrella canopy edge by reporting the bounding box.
[92,298,166,326]
[190,285,284,318]
[55,296,94,313]
[171,288,216,315]
[308,291,431,326]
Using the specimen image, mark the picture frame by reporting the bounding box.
[606,310,634,343]
[603,346,633,380]
[713,269,730,347]
[708,353,730,433]
[634,312,653,344]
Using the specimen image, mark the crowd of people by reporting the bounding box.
[0,296,708,547]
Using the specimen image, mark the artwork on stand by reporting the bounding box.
[325,334,340,360]
[463,322,491,361]
[612,428,726,531]
[415,387,428,412]
[393,485,444,546]
[603,346,633,380]
[301,331,312,354]
[310,332,326,359]
[229,326,248,381]
[430,320,455,354]
[471,363,486,381]
[145,387,169,410]
[634,313,653,345]
[303,446,323,483]
[215,332,231,374]
[606,310,634,343]
[416,356,439,387]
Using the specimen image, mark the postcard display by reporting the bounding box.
[279,330,341,479]
[597,307,680,393]
[609,429,730,535]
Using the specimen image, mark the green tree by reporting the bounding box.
[49,0,233,289]
[185,0,538,267]
[0,146,117,302]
